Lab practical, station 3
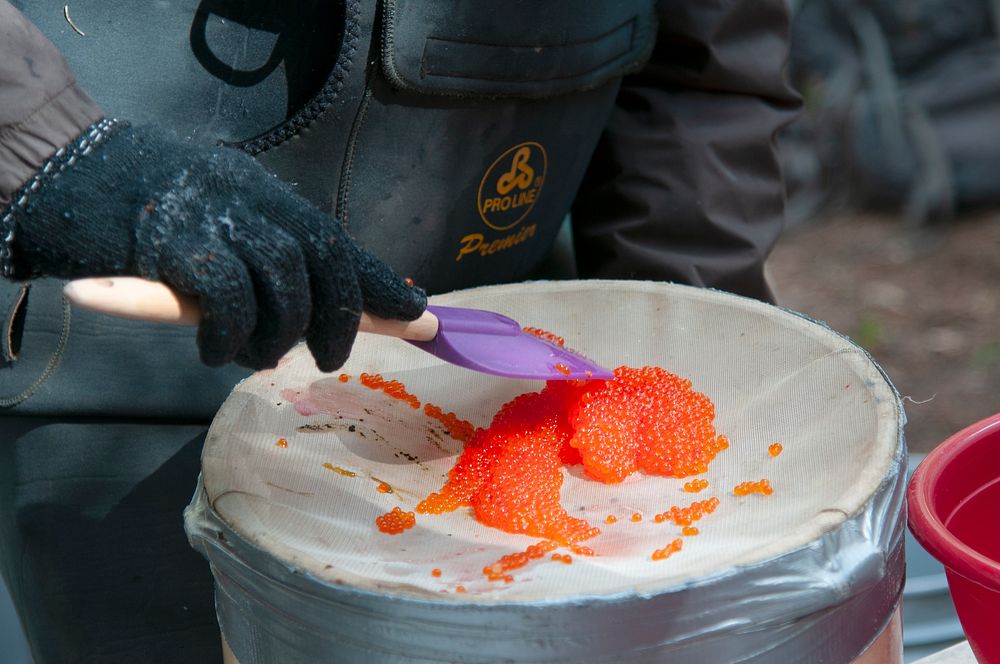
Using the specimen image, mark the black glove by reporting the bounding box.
[0,119,426,372]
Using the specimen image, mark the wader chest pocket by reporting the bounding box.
[381,0,656,98]
[337,0,655,293]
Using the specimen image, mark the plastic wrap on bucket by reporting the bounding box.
[184,281,906,664]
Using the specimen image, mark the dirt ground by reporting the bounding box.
[766,212,1000,454]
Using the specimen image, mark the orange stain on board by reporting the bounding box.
[375,507,415,534]
[323,463,356,477]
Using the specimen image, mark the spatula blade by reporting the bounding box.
[409,305,613,380]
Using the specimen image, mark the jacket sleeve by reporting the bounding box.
[0,0,104,208]
[570,0,800,302]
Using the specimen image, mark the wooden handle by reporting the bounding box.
[63,277,439,342]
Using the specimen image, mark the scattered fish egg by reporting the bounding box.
[522,327,566,347]
[733,479,774,496]
[423,403,477,443]
[375,507,415,535]
[360,372,421,409]
[482,541,558,582]
[683,478,709,493]
[651,538,683,561]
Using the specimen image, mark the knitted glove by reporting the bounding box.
[0,119,426,372]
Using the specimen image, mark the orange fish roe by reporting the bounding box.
[550,553,573,565]
[682,526,700,536]
[275,438,288,448]
[323,463,356,477]
[553,363,572,376]
[455,585,466,593]
[522,327,565,347]
[338,373,350,383]
[376,481,393,494]
[652,538,684,561]
[404,277,415,287]
[569,544,595,557]
[769,442,783,457]
[483,540,559,582]
[416,366,727,550]
[375,506,416,535]
[683,478,709,493]
[359,372,421,409]
[605,515,617,524]
[653,497,720,526]
[569,367,729,483]
[631,512,643,522]
[734,479,774,496]
[423,403,478,443]
[431,568,442,578]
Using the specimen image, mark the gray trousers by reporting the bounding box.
[0,278,250,664]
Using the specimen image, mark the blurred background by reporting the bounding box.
[3,1,998,662]
[773,0,1000,659]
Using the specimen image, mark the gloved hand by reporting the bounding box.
[0,119,426,372]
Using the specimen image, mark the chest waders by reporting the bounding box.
[17,0,656,293]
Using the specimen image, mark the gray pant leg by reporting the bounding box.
[0,278,249,664]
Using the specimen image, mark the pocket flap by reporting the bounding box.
[381,0,656,98]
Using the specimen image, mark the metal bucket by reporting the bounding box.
[185,280,906,663]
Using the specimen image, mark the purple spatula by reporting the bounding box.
[411,305,612,380]
[62,278,613,381]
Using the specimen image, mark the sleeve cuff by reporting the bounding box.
[0,82,104,208]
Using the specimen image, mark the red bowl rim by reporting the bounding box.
[907,412,1000,589]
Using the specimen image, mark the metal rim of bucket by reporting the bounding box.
[907,411,1000,589]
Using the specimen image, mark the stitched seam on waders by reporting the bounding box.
[0,292,71,408]
[237,0,363,155]
[334,85,373,227]
[1,119,128,279]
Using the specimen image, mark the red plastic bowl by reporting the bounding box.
[908,412,1000,662]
